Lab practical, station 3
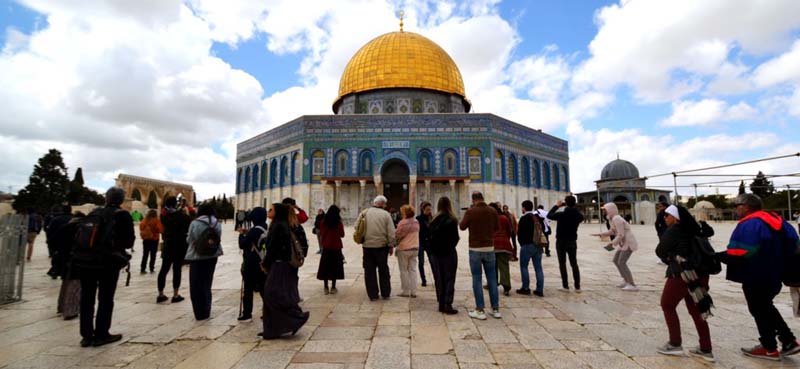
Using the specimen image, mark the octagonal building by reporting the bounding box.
[235,29,571,219]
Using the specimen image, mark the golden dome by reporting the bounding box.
[334,31,467,111]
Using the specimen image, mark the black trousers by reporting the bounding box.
[79,268,120,340]
[743,283,796,350]
[189,258,217,320]
[157,258,182,292]
[241,270,263,318]
[556,239,580,289]
[362,247,391,299]
[430,250,458,308]
[140,240,158,272]
[418,247,428,284]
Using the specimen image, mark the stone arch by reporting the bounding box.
[381,158,410,211]
[146,190,159,208]
[380,151,416,176]
[613,195,629,203]
[131,188,142,201]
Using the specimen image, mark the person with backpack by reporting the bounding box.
[428,197,459,314]
[184,203,223,320]
[593,202,639,291]
[721,194,800,360]
[157,196,191,304]
[71,187,134,347]
[260,203,309,339]
[139,209,163,274]
[535,205,551,257]
[655,205,716,362]
[517,200,545,297]
[317,205,344,294]
[237,206,268,322]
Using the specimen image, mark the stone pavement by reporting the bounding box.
[2,219,799,369]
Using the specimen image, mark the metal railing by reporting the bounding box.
[0,214,27,305]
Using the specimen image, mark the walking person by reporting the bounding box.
[395,205,420,298]
[516,200,545,297]
[260,203,310,339]
[428,197,459,314]
[722,194,800,360]
[139,209,163,274]
[71,187,134,347]
[416,201,433,287]
[655,205,715,362]
[51,206,79,319]
[317,205,345,295]
[185,203,223,320]
[25,208,43,261]
[313,208,325,255]
[593,203,639,291]
[502,204,518,261]
[535,205,552,257]
[490,203,513,296]
[358,196,396,301]
[157,196,191,304]
[237,207,268,321]
[460,191,501,320]
[547,196,584,292]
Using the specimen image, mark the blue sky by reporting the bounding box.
[1,0,799,199]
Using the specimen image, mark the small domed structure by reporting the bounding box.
[600,159,639,180]
[693,200,715,210]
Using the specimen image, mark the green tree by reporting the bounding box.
[750,171,774,199]
[147,191,158,209]
[12,149,70,213]
[738,180,746,195]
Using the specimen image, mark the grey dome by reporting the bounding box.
[600,159,639,180]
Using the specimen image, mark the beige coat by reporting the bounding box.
[600,203,638,252]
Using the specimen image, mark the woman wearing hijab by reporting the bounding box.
[317,205,345,294]
[428,197,460,314]
[593,202,639,291]
[654,205,715,362]
[237,207,268,321]
[260,203,309,339]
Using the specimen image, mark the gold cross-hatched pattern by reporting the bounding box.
[334,31,466,107]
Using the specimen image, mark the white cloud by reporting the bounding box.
[659,99,756,127]
[752,39,800,88]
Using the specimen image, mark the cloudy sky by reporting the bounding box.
[1,0,799,200]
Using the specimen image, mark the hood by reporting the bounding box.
[250,207,268,226]
[740,210,783,231]
[602,203,619,219]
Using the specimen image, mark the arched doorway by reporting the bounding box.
[381,159,409,211]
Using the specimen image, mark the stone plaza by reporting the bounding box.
[1,220,798,369]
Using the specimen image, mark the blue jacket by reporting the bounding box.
[725,211,800,286]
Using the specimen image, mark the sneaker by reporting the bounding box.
[559,287,570,292]
[533,290,544,297]
[92,334,122,347]
[330,287,338,295]
[782,340,800,356]
[617,282,628,288]
[741,344,780,361]
[324,287,330,295]
[689,347,715,363]
[237,315,252,322]
[621,284,639,292]
[156,295,168,303]
[80,338,92,347]
[516,288,531,295]
[489,309,502,319]
[171,295,184,303]
[468,310,487,320]
[657,342,684,356]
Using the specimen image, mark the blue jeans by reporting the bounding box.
[519,244,544,293]
[469,250,498,310]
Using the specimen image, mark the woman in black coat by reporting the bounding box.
[259,203,309,339]
[428,197,460,315]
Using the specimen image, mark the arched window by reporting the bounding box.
[244,167,251,193]
[359,150,374,176]
[533,159,542,188]
[131,189,142,201]
[641,194,650,201]
[494,150,503,181]
[521,157,531,187]
[281,156,289,185]
[553,163,560,191]
[311,150,325,177]
[443,149,458,175]
[561,166,568,192]
[418,150,432,176]
[236,168,242,194]
[468,148,482,178]
[251,165,259,191]
[260,161,267,190]
[292,153,300,184]
[335,150,349,176]
[270,159,278,188]
[543,162,551,190]
[508,154,518,185]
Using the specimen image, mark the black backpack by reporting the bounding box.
[689,236,722,275]
[72,207,130,269]
[195,218,221,256]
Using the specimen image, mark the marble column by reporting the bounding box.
[334,180,342,205]
[408,175,417,208]
[359,180,367,213]
[424,180,432,203]
[374,175,383,196]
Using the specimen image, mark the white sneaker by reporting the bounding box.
[622,284,639,292]
[489,309,502,319]
[617,282,628,288]
[468,310,487,320]
[559,287,570,292]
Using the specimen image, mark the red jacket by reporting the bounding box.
[320,222,344,250]
[493,215,513,254]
